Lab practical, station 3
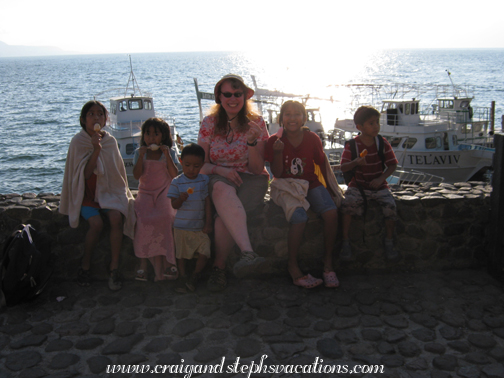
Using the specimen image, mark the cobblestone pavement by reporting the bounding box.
[1,269,504,378]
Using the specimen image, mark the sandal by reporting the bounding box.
[135,269,148,282]
[323,271,339,288]
[293,274,323,289]
[77,268,91,287]
[207,267,227,292]
[175,276,188,294]
[163,266,178,280]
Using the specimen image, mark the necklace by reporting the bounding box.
[226,125,235,144]
[227,114,238,123]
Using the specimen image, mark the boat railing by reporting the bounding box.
[389,167,445,184]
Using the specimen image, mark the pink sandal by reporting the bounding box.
[163,266,179,280]
[293,274,323,289]
[323,271,339,288]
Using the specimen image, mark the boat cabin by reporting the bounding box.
[381,99,421,126]
[109,95,155,127]
[435,97,473,123]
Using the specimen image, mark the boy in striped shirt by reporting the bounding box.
[340,106,399,262]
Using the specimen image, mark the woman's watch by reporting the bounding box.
[247,139,258,147]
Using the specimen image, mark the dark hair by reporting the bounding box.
[278,100,307,127]
[181,143,205,161]
[208,78,258,136]
[80,100,108,130]
[140,117,173,148]
[354,106,380,126]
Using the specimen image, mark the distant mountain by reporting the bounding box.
[0,40,72,57]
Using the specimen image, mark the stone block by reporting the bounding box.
[263,227,285,241]
[57,227,87,245]
[5,206,31,221]
[444,223,465,237]
[32,206,53,221]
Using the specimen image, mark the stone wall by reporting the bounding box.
[0,181,492,281]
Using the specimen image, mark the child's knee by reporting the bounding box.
[87,216,103,233]
[107,210,123,228]
[322,208,338,222]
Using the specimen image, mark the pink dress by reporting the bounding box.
[134,158,176,264]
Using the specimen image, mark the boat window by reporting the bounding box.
[440,100,454,109]
[402,138,417,149]
[411,103,417,114]
[460,124,472,134]
[126,143,138,155]
[144,100,152,110]
[425,137,440,149]
[390,137,402,147]
[460,101,469,108]
[110,101,117,115]
[119,100,128,112]
[128,99,143,110]
[405,103,410,115]
[398,104,403,114]
[452,135,458,146]
[473,123,482,133]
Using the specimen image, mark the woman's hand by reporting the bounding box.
[247,120,262,144]
[222,167,243,187]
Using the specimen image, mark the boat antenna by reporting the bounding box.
[446,70,456,97]
[124,54,142,97]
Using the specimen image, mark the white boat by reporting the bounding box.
[333,96,494,183]
[97,56,181,188]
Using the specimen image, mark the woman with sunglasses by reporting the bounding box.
[198,74,269,291]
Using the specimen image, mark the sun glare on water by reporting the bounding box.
[241,47,381,130]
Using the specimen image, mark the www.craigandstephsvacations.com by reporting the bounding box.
[105,355,385,376]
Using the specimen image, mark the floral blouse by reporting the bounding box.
[198,115,269,175]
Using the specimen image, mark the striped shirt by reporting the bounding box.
[167,174,209,231]
[341,136,398,190]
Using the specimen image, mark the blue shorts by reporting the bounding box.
[80,206,110,220]
[290,185,337,224]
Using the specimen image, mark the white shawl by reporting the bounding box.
[59,129,135,239]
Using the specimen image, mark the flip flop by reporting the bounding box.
[323,271,339,288]
[135,269,148,282]
[293,274,323,289]
[163,266,179,280]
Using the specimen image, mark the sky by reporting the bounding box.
[1,0,504,55]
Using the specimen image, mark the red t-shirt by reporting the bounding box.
[265,130,326,190]
[340,136,398,190]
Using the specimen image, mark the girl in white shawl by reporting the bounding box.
[60,101,134,291]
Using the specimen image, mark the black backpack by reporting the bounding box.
[0,224,53,306]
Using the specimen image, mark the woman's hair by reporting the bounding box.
[278,100,307,127]
[79,100,108,130]
[207,78,259,136]
[140,117,173,148]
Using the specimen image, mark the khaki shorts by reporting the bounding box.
[174,229,211,260]
[341,187,397,220]
[208,172,268,213]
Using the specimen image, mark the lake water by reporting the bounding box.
[1,49,503,194]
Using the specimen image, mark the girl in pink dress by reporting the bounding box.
[133,118,179,282]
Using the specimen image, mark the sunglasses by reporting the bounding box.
[221,92,243,98]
